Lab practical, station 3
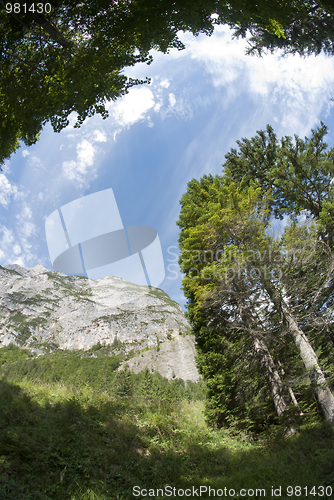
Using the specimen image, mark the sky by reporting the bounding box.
[1,24,334,309]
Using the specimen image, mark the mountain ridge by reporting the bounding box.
[0,264,199,381]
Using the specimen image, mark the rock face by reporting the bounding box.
[124,334,199,381]
[0,264,199,381]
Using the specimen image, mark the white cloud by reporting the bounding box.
[0,199,39,267]
[160,79,171,88]
[27,154,44,170]
[16,203,36,239]
[62,160,77,180]
[0,174,18,208]
[13,244,21,255]
[180,26,334,135]
[22,149,30,157]
[169,93,176,107]
[93,130,107,142]
[0,226,14,245]
[77,139,95,167]
[111,87,155,127]
[1,162,10,175]
[161,90,193,120]
[154,101,162,112]
[62,139,96,188]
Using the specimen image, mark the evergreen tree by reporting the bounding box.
[113,365,133,397]
[140,367,154,401]
[178,151,334,427]
[224,123,334,370]
[224,123,334,244]
[178,177,294,428]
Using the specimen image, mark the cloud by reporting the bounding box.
[13,244,21,255]
[62,139,96,188]
[0,226,15,246]
[27,154,44,171]
[0,174,18,208]
[16,203,36,239]
[77,139,95,166]
[180,26,334,134]
[0,199,38,267]
[100,24,334,140]
[93,130,107,142]
[111,87,155,127]
[0,225,22,265]
[154,102,162,112]
[160,79,171,88]
[0,177,36,265]
[169,93,176,107]
[22,149,30,157]
[181,26,334,92]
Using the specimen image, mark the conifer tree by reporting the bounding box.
[224,123,334,245]
[113,365,133,397]
[178,177,294,428]
[178,164,334,426]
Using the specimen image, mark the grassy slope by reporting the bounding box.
[0,347,333,500]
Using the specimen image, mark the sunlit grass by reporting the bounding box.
[0,348,333,499]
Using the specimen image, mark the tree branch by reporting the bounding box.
[29,12,74,51]
[0,0,74,52]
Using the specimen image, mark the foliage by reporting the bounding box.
[1,1,334,166]
[224,123,334,243]
[0,344,206,403]
[0,372,333,499]
[177,124,334,430]
[243,0,334,56]
[224,123,334,384]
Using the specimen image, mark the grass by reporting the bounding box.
[0,347,333,499]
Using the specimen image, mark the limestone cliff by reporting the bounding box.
[0,264,199,381]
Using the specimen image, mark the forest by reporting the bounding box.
[1,0,334,498]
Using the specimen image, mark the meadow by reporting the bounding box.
[0,345,333,500]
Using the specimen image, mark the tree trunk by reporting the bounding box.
[237,300,290,417]
[278,360,303,413]
[253,336,290,417]
[0,0,74,51]
[264,280,334,424]
[30,13,74,51]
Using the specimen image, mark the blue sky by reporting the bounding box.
[1,25,334,308]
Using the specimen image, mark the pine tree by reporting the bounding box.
[178,177,295,428]
[113,365,133,397]
[178,162,334,427]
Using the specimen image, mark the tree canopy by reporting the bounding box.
[1,0,334,168]
[224,123,334,245]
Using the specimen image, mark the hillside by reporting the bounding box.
[0,354,333,500]
[0,266,333,499]
[0,264,199,381]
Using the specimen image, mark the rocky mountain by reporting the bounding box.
[0,264,199,381]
